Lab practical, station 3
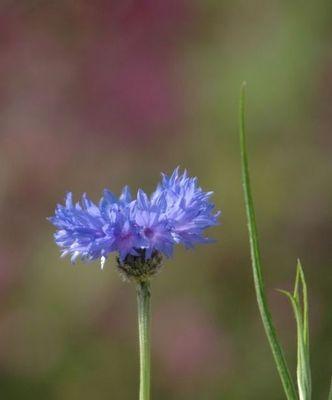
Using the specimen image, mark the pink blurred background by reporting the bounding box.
[0,1,331,399]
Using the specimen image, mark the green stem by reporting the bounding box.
[239,82,297,400]
[328,377,332,400]
[137,280,151,400]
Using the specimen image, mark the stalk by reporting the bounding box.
[137,280,151,400]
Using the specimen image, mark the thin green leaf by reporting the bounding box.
[278,262,312,400]
[278,288,310,400]
[291,264,306,400]
[328,377,332,400]
[298,261,311,400]
[293,262,300,299]
[297,260,309,349]
[239,82,297,400]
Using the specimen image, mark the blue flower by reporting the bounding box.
[152,167,220,248]
[49,168,220,266]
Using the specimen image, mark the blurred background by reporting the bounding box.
[0,1,331,399]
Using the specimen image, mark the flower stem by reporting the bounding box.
[137,280,151,400]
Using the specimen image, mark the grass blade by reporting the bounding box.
[239,82,297,400]
[279,260,311,400]
[278,293,309,399]
[278,262,311,400]
[297,261,311,399]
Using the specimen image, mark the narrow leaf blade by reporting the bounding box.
[239,83,297,400]
[328,377,332,400]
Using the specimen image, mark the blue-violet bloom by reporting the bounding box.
[48,168,220,268]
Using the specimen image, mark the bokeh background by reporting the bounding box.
[0,1,331,399]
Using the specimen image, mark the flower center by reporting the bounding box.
[144,227,154,239]
[120,231,132,241]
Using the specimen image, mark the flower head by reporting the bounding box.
[49,168,220,276]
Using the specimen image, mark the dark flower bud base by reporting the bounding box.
[116,250,163,283]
